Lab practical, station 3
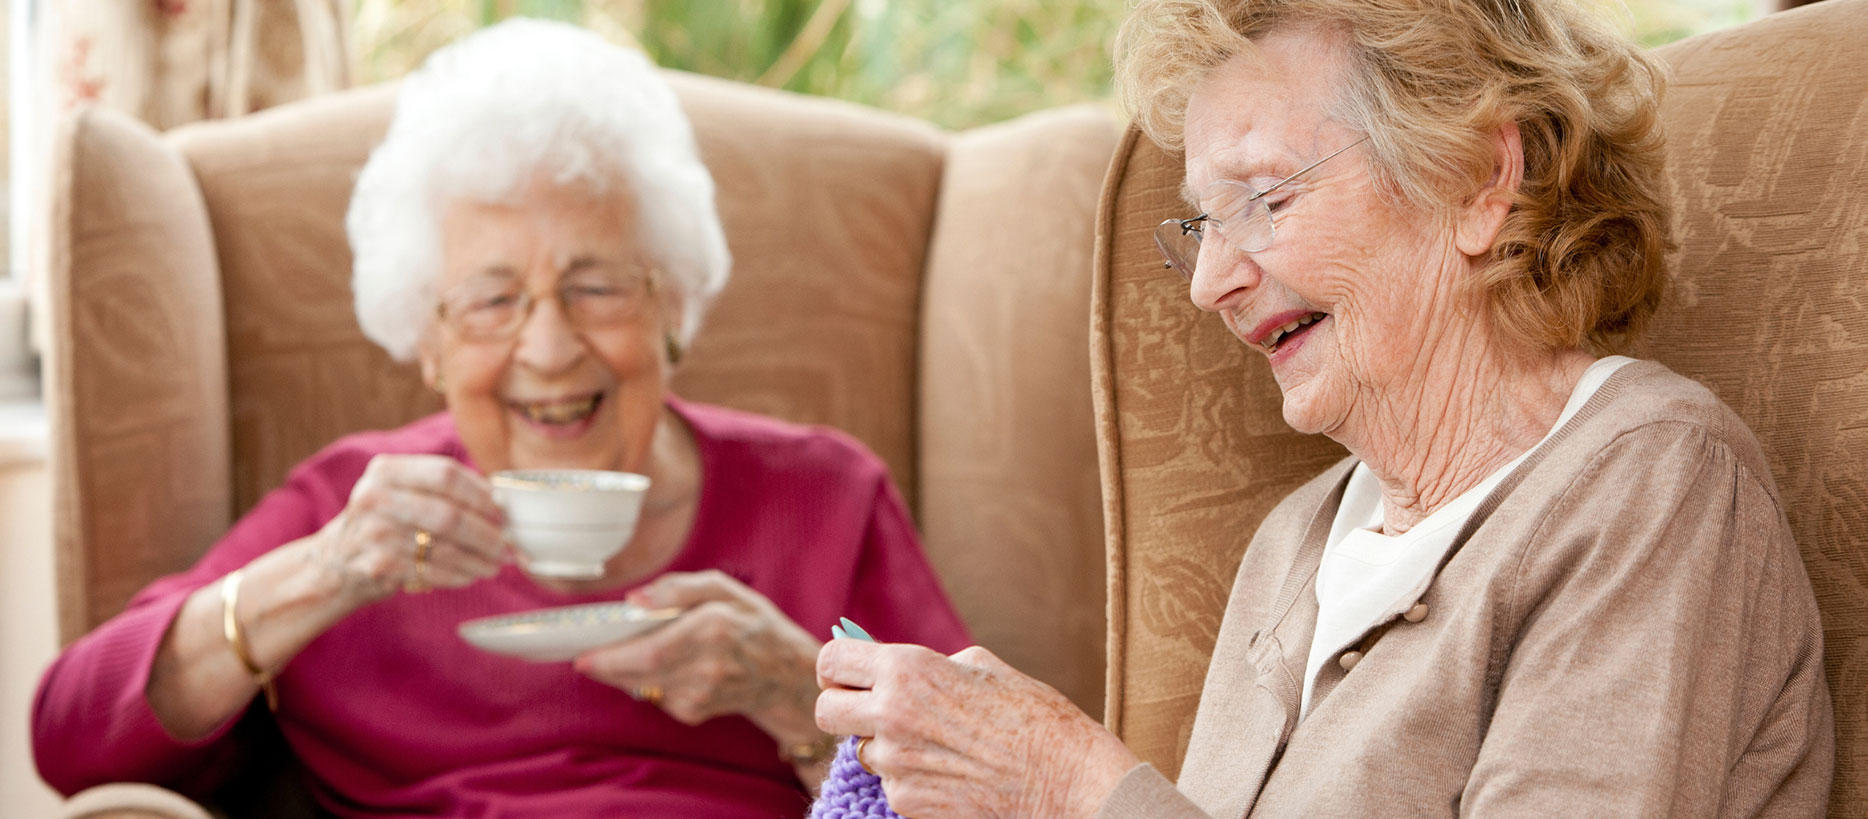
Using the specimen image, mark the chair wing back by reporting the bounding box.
[919,106,1119,716]
[1647,0,1868,810]
[1090,126,1346,778]
[1092,0,1868,807]
[46,108,234,643]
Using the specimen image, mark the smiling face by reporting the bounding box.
[421,179,678,476]
[1181,26,1487,440]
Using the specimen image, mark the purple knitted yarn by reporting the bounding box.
[808,736,904,819]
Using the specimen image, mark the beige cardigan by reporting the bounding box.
[1099,361,1833,818]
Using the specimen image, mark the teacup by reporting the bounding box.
[490,469,652,579]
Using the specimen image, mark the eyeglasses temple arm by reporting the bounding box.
[1248,135,1372,202]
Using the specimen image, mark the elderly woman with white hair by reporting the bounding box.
[33,19,969,816]
[814,0,1833,816]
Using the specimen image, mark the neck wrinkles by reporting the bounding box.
[1342,331,1592,535]
[640,403,701,516]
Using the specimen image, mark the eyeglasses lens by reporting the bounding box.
[440,271,651,342]
[1154,219,1204,280]
[1155,193,1277,279]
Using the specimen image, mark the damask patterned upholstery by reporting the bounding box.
[1091,124,1349,779]
[45,70,1118,732]
[1092,0,1868,813]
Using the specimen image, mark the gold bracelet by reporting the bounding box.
[220,569,279,711]
[781,732,840,767]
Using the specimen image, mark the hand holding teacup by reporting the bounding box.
[314,454,508,602]
[323,463,651,596]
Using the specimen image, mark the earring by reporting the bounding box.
[664,333,684,365]
[433,371,447,394]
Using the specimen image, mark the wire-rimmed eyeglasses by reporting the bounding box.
[434,266,659,343]
[1154,136,1369,279]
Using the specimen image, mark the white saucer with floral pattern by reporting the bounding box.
[458,602,682,662]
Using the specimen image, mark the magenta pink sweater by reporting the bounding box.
[33,399,971,817]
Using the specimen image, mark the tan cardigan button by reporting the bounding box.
[1339,650,1363,672]
[1404,602,1429,623]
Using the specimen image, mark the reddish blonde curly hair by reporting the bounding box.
[1116,0,1672,352]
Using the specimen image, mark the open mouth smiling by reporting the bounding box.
[509,393,604,426]
[1251,311,1329,355]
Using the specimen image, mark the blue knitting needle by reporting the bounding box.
[831,616,876,642]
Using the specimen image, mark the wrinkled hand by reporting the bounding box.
[575,570,822,734]
[814,641,1139,819]
[312,454,507,603]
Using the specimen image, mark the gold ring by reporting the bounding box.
[854,736,875,775]
[407,529,433,593]
[634,684,663,706]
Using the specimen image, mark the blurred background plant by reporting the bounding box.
[353,0,1118,129]
[349,0,1759,132]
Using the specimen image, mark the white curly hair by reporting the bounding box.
[347,18,731,362]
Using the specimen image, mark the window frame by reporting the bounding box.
[2,0,43,402]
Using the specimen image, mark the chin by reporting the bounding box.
[1273,379,1343,437]
[512,451,626,473]
[1280,403,1330,436]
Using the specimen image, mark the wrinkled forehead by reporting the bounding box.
[435,182,647,277]
[1180,28,1355,202]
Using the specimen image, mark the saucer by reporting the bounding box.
[458,602,683,662]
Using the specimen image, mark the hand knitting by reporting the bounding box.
[809,736,904,819]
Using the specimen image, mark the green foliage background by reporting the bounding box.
[351,0,1757,132]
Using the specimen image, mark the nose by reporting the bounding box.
[1187,240,1261,314]
[512,294,585,374]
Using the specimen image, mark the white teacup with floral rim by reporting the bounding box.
[490,469,651,579]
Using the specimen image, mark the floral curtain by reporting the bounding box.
[52,0,350,130]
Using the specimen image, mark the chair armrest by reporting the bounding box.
[59,783,215,819]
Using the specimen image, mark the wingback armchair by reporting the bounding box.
[1092,0,1868,814]
[42,73,1118,816]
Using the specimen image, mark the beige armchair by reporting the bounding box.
[43,74,1117,815]
[1093,0,1868,814]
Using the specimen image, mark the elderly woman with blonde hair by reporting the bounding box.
[814,0,1834,815]
[34,19,969,816]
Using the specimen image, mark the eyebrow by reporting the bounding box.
[561,256,609,275]
[463,265,519,283]
[464,255,612,281]
[1180,136,1366,213]
[1179,153,1299,209]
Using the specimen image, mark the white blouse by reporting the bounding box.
[1301,356,1636,714]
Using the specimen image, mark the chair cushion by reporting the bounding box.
[168,84,436,520]
[662,73,946,508]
